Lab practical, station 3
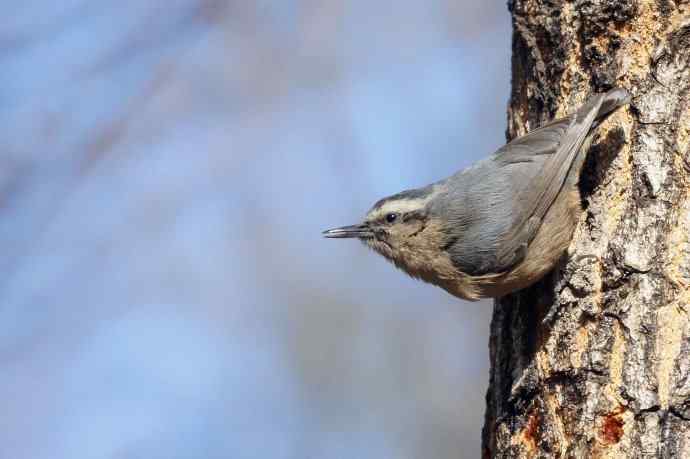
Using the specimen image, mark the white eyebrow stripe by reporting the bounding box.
[368,195,436,221]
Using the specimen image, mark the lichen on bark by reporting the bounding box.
[483,1,690,457]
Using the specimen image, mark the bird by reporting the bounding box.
[323,88,630,301]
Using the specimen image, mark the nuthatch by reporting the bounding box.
[324,88,630,301]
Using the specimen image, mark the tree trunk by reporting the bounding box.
[482,1,690,457]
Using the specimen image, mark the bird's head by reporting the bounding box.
[323,186,442,269]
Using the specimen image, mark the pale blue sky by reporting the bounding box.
[0,2,510,458]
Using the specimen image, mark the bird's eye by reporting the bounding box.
[385,212,398,223]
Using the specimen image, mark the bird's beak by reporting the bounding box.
[322,223,372,239]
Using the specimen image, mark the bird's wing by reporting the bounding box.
[490,93,607,272]
[493,118,572,165]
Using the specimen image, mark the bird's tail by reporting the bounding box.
[595,87,631,121]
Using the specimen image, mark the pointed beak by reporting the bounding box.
[322,223,372,239]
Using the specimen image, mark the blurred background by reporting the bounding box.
[0,2,510,458]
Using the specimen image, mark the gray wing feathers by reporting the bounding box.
[491,89,627,271]
[494,119,570,165]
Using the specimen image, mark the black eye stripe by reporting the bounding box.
[402,211,424,222]
[377,210,425,224]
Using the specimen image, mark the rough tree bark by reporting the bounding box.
[482,1,690,457]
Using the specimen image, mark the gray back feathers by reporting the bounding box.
[429,88,629,276]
